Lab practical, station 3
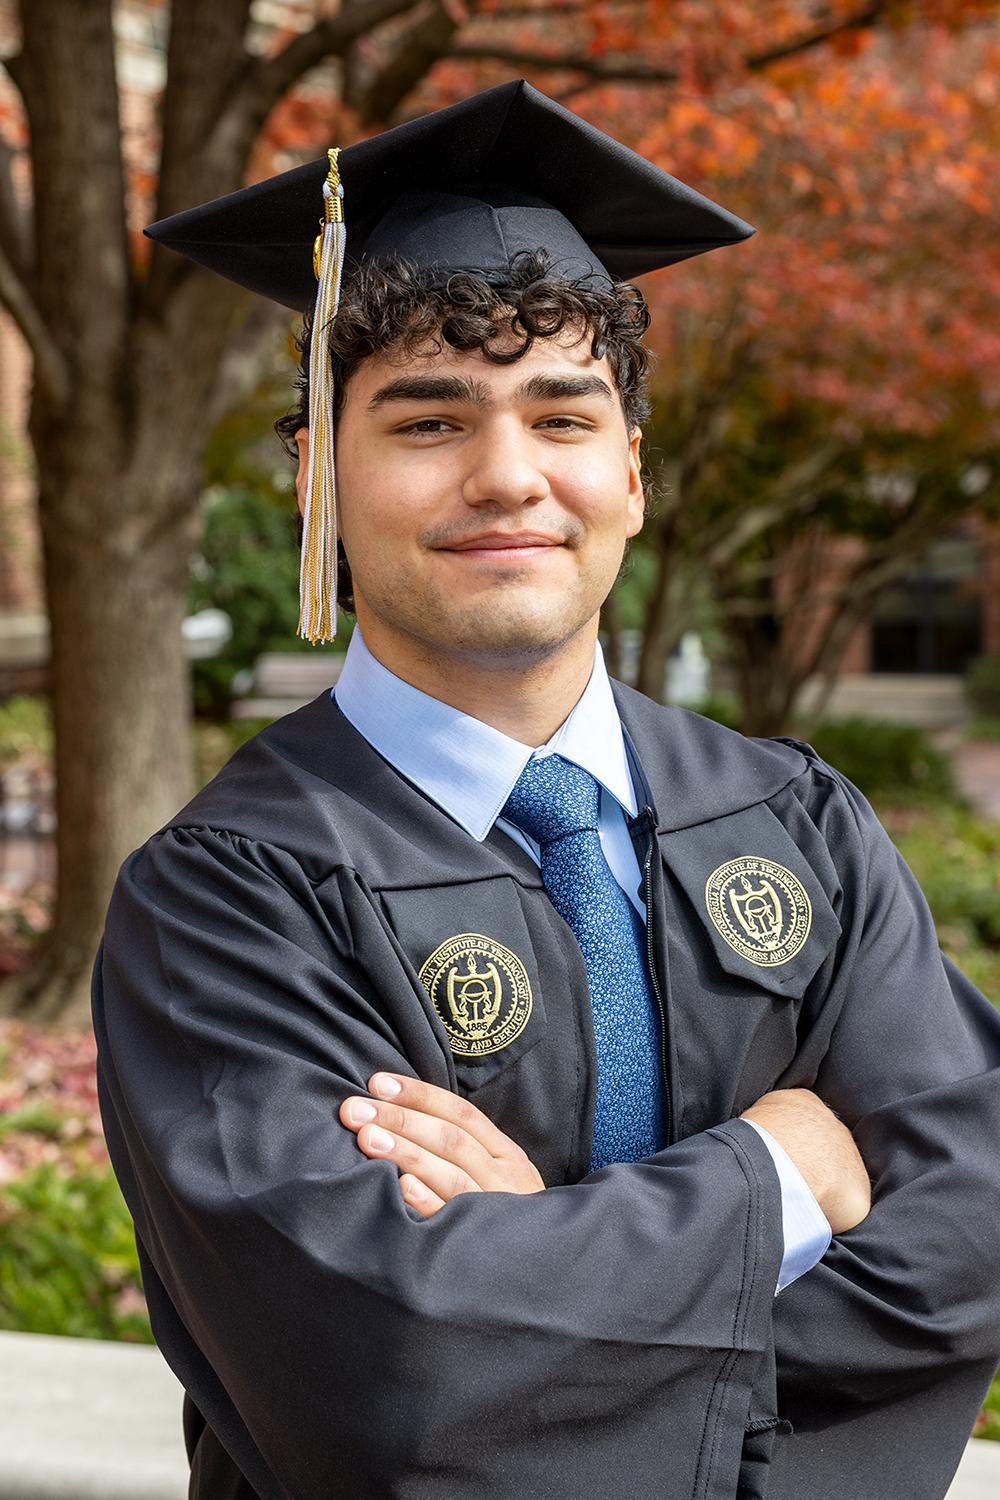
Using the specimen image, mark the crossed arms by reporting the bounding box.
[93,779,1000,1499]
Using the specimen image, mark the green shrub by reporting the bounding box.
[967,716,1000,743]
[194,718,274,787]
[0,1165,151,1342]
[690,694,742,731]
[965,655,1000,719]
[189,483,312,718]
[980,1374,1000,1442]
[0,1101,65,1141]
[808,718,957,806]
[882,804,1000,999]
[0,695,51,765]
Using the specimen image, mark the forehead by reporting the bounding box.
[345,324,613,405]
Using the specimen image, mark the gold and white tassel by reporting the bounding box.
[298,147,346,644]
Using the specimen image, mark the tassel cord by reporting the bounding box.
[298,165,346,645]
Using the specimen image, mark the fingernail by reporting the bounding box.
[368,1126,395,1151]
[347,1099,377,1125]
[372,1074,402,1098]
[405,1178,427,1201]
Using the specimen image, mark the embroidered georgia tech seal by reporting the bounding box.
[705,857,812,968]
[418,933,533,1058]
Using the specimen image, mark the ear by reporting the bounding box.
[294,427,309,518]
[625,426,644,539]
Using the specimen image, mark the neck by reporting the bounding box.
[353,613,600,747]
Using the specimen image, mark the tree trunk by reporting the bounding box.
[1,462,199,1026]
[601,588,624,680]
[636,516,682,702]
[725,609,792,739]
[0,0,436,1025]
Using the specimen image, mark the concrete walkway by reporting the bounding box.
[950,738,1000,821]
[0,1330,997,1497]
[0,1331,187,1499]
[949,1437,1000,1499]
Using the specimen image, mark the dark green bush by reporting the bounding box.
[965,655,1000,719]
[690,694,742,731]
[0,695,51,764]
[189,483,312,718]
[807,717,958,806]
[0,1165,151,1342]
[194,718,275,787]
[889,805,1000,958]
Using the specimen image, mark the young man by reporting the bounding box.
[93,83,1000,1500]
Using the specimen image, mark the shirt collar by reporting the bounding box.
[333,627,638,841]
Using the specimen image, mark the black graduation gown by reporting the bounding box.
[92,681,1000,1500]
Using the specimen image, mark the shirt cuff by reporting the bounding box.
[743,1119,832,1295]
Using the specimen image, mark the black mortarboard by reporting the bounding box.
[145,78,754,311]
[145,81,755,642]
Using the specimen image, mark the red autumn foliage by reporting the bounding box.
[0,1020,106,1182]
[415,3,999,440]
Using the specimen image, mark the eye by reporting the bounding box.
[536,416,594,432]
[397,418,456,436]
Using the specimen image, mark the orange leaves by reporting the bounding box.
[827,27,876,60]
[637,15,1000,437]
[586,0,638,58]
[786,163,814,197]
[933,158,992,215]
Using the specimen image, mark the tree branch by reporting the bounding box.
[153,0,256,230]
[160,0,427,281]
[230,0,422,139]
[353,1,468,125]
[699,443,844,570]
[0,131,30,276]
[448,2,890,85]
[205,297,291,430]
[1,50,25,99]
[744,3,886,72]
[0,239,70,406]
[447,42,681,83]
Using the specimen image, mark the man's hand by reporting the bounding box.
[339,1073,545,1218]
[741,1087,872,1234]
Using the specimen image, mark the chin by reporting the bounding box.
[360,572,609,666]
[423,599,594,664]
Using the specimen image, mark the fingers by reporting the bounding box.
[367,1072,527,1160]
[345,1113,484,1205]
[399,1173,447,1218]
[337,1074,545,1215]
[339,1089,498,1179]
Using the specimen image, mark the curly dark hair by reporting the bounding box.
[276,250,654,613]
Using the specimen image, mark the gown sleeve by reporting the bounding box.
[766,760,1000,1500]
[93,824,783,1500]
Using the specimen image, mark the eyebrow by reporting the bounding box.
[366,372,615,411]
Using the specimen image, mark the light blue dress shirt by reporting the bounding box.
[334,627,831,1293]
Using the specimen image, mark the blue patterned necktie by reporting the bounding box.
[501,753,667,1172]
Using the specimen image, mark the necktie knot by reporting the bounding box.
[501,754,601,847]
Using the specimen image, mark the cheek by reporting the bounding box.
[338,466,457,595]
[336,451,407,549]
[554,449,632,528]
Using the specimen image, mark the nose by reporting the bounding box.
[461,420,550,511]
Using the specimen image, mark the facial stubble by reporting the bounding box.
[354,534,625,672]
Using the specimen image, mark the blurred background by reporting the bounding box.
[0,0,998,1475]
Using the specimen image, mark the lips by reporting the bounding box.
[443,532,562,551]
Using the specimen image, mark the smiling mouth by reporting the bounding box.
[441,533,564,557]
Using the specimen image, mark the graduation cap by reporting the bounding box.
[146,80,755,643]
